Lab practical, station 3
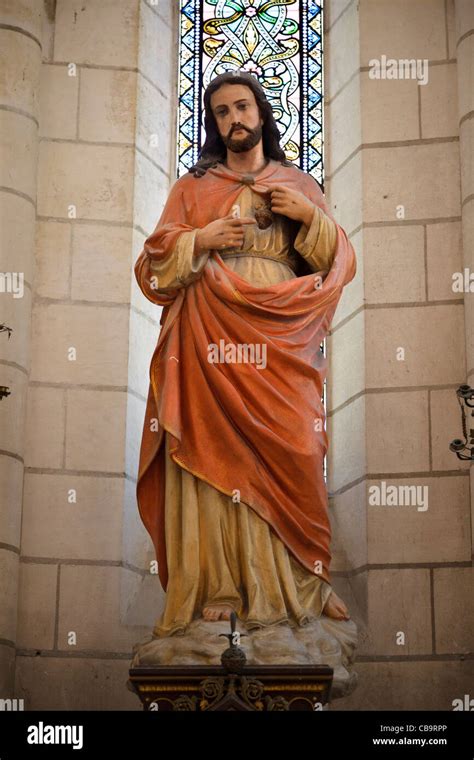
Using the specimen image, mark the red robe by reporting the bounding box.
[134,160,356,591]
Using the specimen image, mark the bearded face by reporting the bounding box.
[221,122,263,153]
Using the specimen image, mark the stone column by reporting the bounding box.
[454,0,474,556]
[12,0,176,709]
[324,0,473,709]
[0,0,42,695]
[122,0,178,627]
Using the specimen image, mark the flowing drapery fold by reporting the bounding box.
[134,160,356,592]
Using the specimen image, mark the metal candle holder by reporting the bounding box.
[450,384,474,460]
[0,323,12,400]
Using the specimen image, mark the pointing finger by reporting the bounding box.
[229,217,256,225]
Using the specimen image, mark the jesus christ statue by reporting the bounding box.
[134,71,356,638]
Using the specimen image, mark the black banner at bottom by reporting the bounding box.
[0,710,472,757]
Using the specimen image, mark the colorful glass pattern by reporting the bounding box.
[177,0,324,184]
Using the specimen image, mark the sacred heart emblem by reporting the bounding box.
[254,199,273,229]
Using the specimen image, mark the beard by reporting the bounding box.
[222,123,263,153]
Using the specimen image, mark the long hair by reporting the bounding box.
[188,71,294,178]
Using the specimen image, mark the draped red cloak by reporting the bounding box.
[134,160,356,591]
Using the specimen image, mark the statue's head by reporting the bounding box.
[189,70,293,177]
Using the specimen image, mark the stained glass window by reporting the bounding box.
[177,0,324,184]
[177,0,327,480]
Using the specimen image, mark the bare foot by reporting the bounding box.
[322,591,350,621]
[202,603,234,622]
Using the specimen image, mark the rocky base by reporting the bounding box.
[130,616,358,700]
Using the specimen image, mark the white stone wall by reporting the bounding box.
[1,0,471,711]
[0,0,177,709]
[325,0,474,709]
[0,0,43,703]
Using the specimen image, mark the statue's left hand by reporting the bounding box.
[267,184,315,226]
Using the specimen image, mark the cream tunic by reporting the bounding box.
[149,171,337,637]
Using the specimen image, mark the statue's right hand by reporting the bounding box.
[196,213,257,252]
